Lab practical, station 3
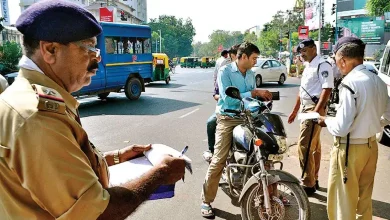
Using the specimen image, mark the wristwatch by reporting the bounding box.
[113,149,120,164]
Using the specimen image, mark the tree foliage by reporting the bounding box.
[366,0,390,16]
[0,42,23,75]
[148,15,196,58]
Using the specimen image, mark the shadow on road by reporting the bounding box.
[259,83,300,89]
[373,200,390,219]
[145,82,186,89]
[213,208,241,220]
[78,95,200,117]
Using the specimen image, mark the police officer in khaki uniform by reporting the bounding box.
[318,37,390,220]
[0,74,8,94]
[0,1,185,219]
[288,39,334,195]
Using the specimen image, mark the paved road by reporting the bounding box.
[79,66,390,220]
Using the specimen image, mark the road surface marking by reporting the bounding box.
[179,108,199,118]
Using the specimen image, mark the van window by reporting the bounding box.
[381,46,390,75]
[105,37,151,54]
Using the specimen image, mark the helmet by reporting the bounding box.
[243,97,261,118]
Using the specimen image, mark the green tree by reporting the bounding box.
[366,0,390,16]
[0,42,23,75]
[148,15,196,58]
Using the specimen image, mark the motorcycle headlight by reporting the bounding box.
[275,136,288,154]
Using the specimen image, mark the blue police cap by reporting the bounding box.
[333,37,365,53]
[296,38,315,53]
[16,0,102,44]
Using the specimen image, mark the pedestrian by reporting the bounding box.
[201,42,272,218]
[0,1,185,219]
[288,38,334,196]
[294,55,303,76]
[0,74,8,94]
[203,44,240,162]
[213,49,229,88]
[317,37,390,220]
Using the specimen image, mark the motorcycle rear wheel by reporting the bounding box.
[241,181,310,220]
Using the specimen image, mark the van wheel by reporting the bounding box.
[98,92,110,99]
[278,74,286,85]
[125,77,142,100]
[255,75,262,88]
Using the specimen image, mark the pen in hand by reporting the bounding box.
[179,146,188,182]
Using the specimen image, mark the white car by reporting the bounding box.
[252,59,287,87]
[363,61,380,75]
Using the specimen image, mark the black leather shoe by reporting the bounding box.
[315,180,320,190]
[303,186,316,196]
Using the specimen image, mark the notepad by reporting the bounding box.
[108,144,192,200]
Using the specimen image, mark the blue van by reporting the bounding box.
[72,22,153,100]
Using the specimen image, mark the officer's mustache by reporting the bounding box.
[87,62,99,72]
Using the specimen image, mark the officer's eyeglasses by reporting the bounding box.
[73,41,100,58]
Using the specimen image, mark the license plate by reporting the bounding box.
[268,154,283,161]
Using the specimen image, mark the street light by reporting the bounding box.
[158,29,162,53]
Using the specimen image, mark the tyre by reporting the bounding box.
[241,181,310,220]
[256,75,262,88]
[98,92,110,99]
[165,77,170,84]
[125,77,142,100]
[278,74,286,85]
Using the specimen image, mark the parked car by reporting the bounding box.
[252,58,287,87]
[377,40,390,147]
[4,72,18,85]
[363,61,380,75]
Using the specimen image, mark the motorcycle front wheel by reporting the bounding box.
[241,181,310,220]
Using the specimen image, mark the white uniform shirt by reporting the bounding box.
[300,55,334,104]
[325,64,390,138]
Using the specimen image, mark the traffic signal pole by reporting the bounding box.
[318,0,322,55]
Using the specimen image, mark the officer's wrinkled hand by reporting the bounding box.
[317,116,327,127]
[120,144,152,161]
[158,155,186,185]
[288,111,298,124]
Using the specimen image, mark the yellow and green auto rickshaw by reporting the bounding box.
[186,57,198,68]
[200,57,211,68]
[152,53,171,84]
[180,57,188,68]
[209,57,216,67]
[173,57,179,65]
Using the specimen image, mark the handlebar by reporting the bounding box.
[256,91,280,101]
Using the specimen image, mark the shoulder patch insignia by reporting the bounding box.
[32,84,66,114]
[321,70,329,78]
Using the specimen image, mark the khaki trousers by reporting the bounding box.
[298,106,322,187]
[327,137,378,220]
[201,114,243,203]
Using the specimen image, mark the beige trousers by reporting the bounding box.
[201,114,243,203]
[298,106,322,187]
[327,137,378,220]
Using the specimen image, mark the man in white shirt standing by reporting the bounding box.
[213,50,229,88]
[288,39,334,195]
[318,37,390,220]
[0,74,9,94]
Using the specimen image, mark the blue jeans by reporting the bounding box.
[207,113,217,153]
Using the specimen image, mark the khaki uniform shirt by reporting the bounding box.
[0,68,110,219]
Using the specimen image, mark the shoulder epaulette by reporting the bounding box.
[32,84,66,114]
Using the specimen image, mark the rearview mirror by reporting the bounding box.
[225,86,242,100]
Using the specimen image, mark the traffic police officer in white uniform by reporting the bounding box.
[318,37,390,220]
[288,38,334,195]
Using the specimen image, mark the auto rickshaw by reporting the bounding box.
[186,57,196,68]
[200,57,210,68]
[173,57,179,65]
[152,53,171,84]
[209,57,216,67]
[180,57,187,68]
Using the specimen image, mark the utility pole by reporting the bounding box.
[288,10,292,65]
[318,0,322,55]
[158,29,162,53]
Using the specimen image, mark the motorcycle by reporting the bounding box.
[221,86,310,220]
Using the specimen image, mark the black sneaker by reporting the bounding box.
[315,180,320,190]
[303,186,316,196]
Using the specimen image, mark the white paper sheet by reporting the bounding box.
[298,112,320,121]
